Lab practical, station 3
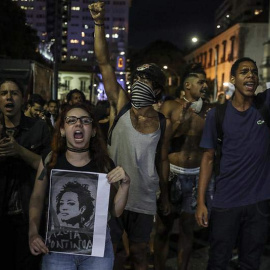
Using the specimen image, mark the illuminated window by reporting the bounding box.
[70,39,79,44]
[254,9,263,15]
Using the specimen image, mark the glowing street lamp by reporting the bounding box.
[191,37,198,43]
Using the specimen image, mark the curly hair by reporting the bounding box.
[47,102,112,175]
[56,181,94,226]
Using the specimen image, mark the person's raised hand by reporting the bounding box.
[89,1,105,23]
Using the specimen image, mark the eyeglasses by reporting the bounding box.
[65,116,93,125]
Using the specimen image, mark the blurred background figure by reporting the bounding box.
[224,82,235,100]
[66,89,86,105]
[47,99,59,127]
[24,93,45,119]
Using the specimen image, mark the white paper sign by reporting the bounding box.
[45,169,110,257]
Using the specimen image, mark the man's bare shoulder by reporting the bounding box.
[161,99,184,117]
[162,99,184,110]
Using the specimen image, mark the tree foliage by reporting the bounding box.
[0,0,41,59]
[128,40,187,97]
[128,40,186,74]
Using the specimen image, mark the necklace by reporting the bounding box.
[5,126,19,137]
[67,146,89,153]
[183,97,190,103]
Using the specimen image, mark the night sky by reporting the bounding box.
[128,0,224,51]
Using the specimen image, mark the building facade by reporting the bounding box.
[215,0,268,35]
[184,23,268,100]
[13,0,131,101]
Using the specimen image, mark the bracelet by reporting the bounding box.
[95,22,105,26]
[121,177,130,184]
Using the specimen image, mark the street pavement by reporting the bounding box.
[166,230,270,270]
[114,224,270,270]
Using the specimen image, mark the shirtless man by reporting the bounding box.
[89,2,170,270]
[154,63,214,270]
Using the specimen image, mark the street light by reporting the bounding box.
[191,36,218,101]
[191,37,198,43]
[163,65,180,87]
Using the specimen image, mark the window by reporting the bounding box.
[221,40,227,63]
[80,81,86,92]
[79,77,89,92]
[215,45,220,64]
[228,36,235,62]
[208,48,213,67]
[64,79,71,90]
[204,52,207,68]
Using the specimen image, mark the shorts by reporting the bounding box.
[169,164,214,215]
[109,210,154,244]
[108,216,124,243]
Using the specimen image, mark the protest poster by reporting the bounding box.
[45,169,110,257]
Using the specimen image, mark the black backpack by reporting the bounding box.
[107,102,166,165]
[214,96,270,177]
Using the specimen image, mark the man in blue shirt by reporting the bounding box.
[195,57,270,270]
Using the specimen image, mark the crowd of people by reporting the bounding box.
[1,2,270,270]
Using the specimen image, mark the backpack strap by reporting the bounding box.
[107,102,132,146]
[155,112,166,167]
[253,94,270,129]
[216,102,228,146]
[157,112,166,147]
[38,151,53,180]
[214,102,228,177]
[107,101,166,164]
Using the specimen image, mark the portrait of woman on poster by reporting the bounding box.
[55,181,95,230]
[28,102,130,269]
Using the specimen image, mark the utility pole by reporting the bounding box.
[52,0,60,100]
[214,48,218,101]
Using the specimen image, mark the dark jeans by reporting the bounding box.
[0,213,42,270]
[207,201,270,270]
